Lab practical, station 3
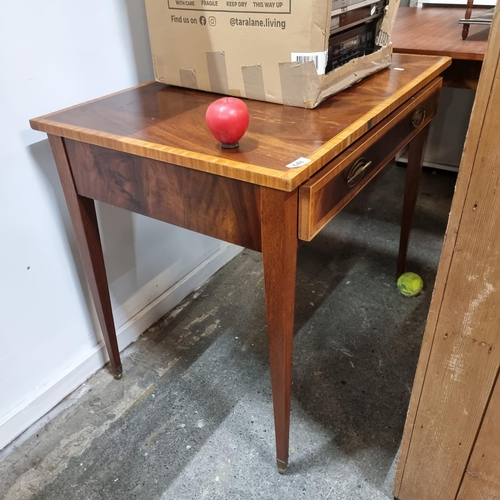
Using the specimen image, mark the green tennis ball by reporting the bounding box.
[397,272,423,297]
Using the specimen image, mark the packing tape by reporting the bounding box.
[242,65,266,102]
[206,52,229,95]
[179,69,198,90]
[376,30,390,47]
[279,61,321,108]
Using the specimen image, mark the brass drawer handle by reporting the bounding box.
[346,158,372,187]
[411,106,426,128]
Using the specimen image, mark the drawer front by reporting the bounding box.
[298,78,442,241]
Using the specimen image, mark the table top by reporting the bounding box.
[393,7,490,61]
[31,54,450,192]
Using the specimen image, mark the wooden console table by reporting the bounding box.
[30,53,450,473]
[393,7,489,89]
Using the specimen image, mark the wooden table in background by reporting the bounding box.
[30,53,450,474]
[393,7,489,89]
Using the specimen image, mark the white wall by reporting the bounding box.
[0,0,241,450]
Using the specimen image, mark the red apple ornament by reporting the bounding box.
[205,97,249,148]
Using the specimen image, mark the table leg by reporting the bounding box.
[48,135,122,379]
[397,124,430,276]
[462,0,473,40]
[462,24,470,41]
[261,187,299,474]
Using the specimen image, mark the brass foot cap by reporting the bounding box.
[113,365,123,380]
[277,458,288,474]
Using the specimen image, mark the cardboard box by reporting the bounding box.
[145,0,400,108]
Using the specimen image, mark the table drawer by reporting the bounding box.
[298,78,442,241]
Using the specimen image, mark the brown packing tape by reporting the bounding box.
[152,54,165,83]
[279,61,321,109]
[179,69,198,90]
[242,65,266,102]
[377,30,391,47]
[206,52,229,95]
[146,0,400,107]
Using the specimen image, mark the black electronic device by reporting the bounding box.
[326,20,378,73]
[330,0,386,35]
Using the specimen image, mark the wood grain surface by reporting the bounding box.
[394,7,500,500]
[394,14,500,492]
[393,7,489,61]
[47,135,122,377]
[31,50,453,476]
[298,79,441,241]
[456,373,500,500]
[261,187,299,472]
[30,54,450,192]
[65,139,262,251]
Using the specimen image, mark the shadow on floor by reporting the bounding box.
[1,164,456,500]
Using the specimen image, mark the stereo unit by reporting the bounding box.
[326,20,378,73]
[330,0,386,35]
[326,0,387,74]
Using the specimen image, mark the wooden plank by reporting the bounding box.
[456,373,500,500]
[394,6,500,500]
[30,55,450,192]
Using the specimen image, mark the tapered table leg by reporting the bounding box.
[397,124,430,276]
[48,135,122,379]
[261,187,299,473]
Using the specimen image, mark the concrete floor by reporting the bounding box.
[0,164,456,500]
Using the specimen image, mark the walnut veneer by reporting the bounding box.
[31,53,450,473]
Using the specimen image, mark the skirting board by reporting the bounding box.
[0,243,242,452]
